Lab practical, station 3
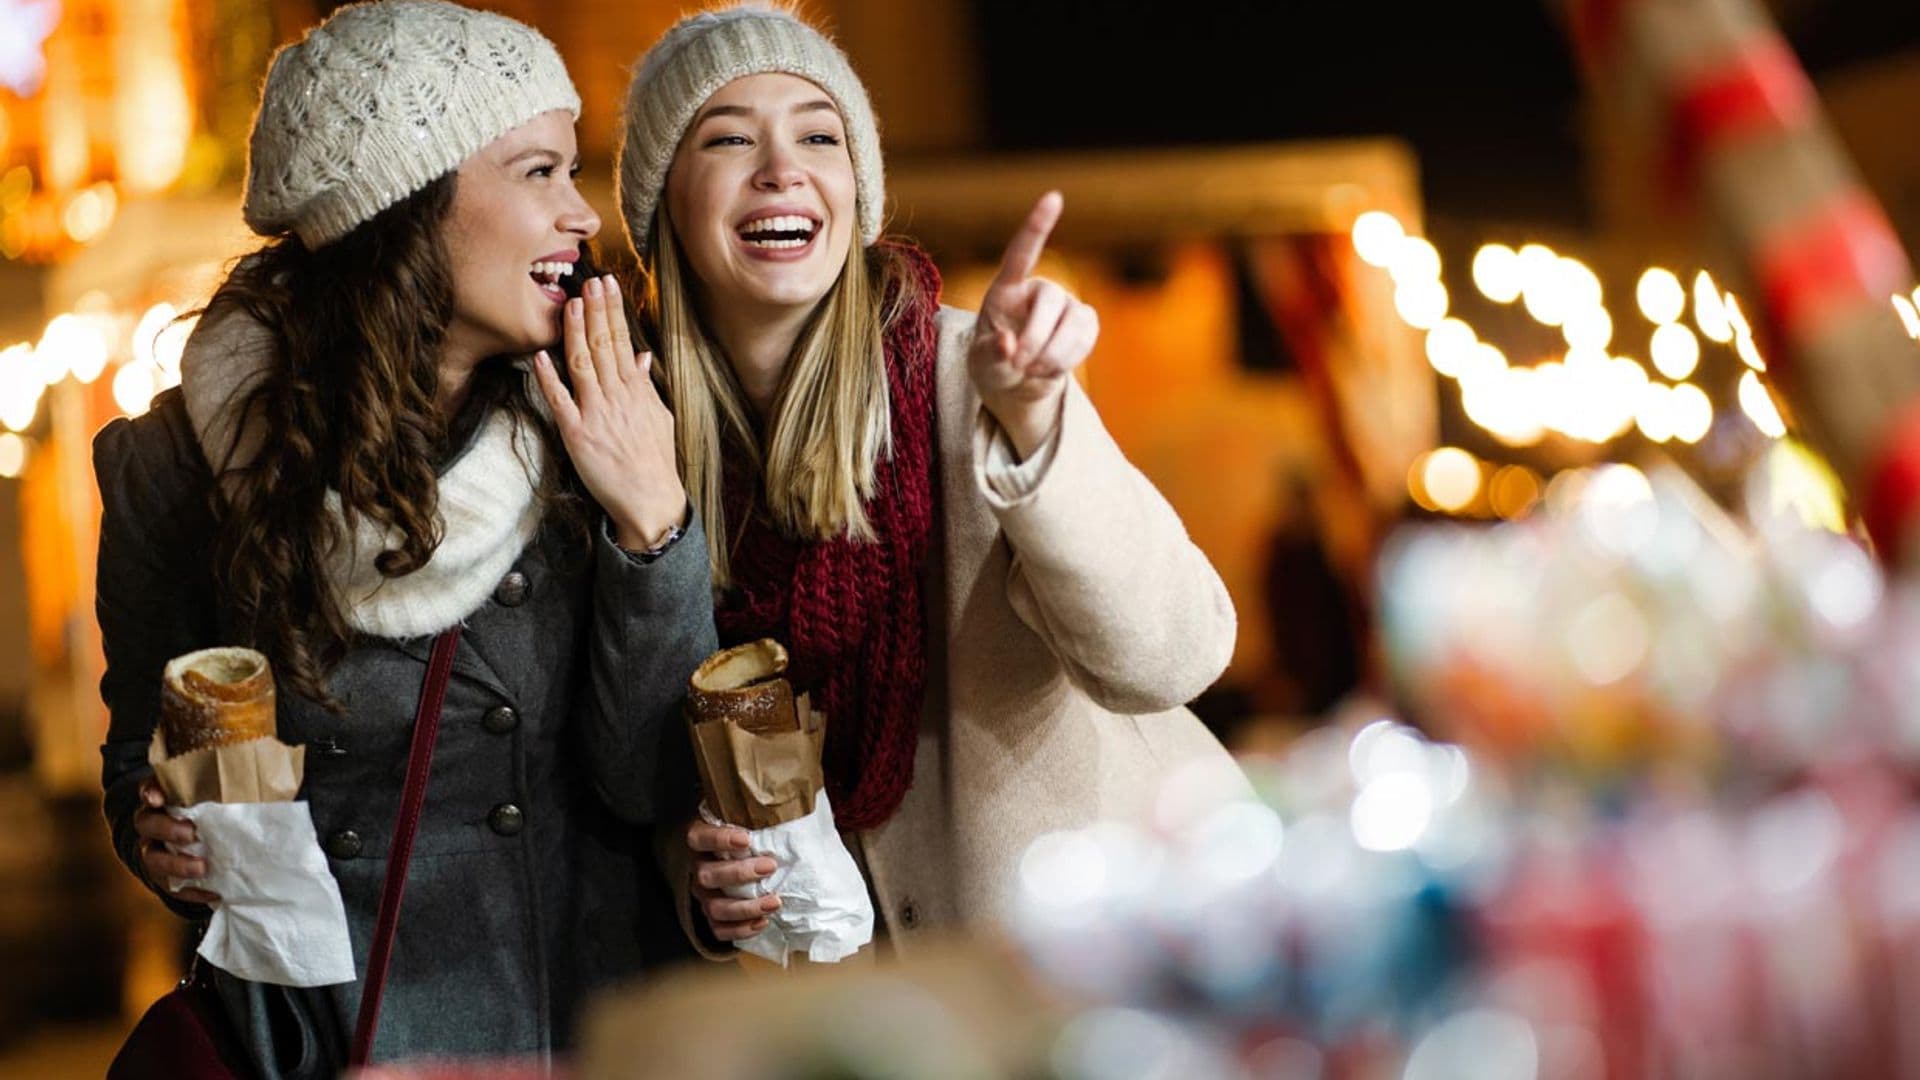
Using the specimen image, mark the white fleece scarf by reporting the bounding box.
[180,305,545,640]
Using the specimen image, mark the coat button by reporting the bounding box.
[898,898,920,930]
[492,571,530,607]
[481,706,519,735]
[324,829,363,860]
[488,803,525,837]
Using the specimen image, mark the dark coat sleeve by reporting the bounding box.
[94,390,220,919]
[578,514,717,825]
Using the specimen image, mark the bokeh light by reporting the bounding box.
[1421,447,1482,513]
[1694,271,1733,342]
[1351,211,1405,268]
[1650,323,1701,380]
[1668,382,1714,444]
[1472,243,1521,303]
[1424,318,1477,377]
[1636,267,1685,324]
[1739,370,1786,438]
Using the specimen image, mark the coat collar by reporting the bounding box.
[179,303,545,639]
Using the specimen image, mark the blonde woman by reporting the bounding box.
[617,5,1238,952]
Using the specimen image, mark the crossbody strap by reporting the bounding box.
[349,625,462,1067]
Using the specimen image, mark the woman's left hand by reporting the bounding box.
[968,190,1100,457]
[532,274,687,550]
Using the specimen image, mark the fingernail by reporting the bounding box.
[604,274,620,294]
[760,896,781,912]
[585,277,600,298]
[753,858,776,875]
[730,831,750,849]
[535,349,549,367]
[568,299,582,317]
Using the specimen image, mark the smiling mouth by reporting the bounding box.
[737,215,819,250]
[530,260,573,301]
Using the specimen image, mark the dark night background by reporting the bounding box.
[976,0,1920,227]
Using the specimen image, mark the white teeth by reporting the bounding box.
[738,214,816,236]
[529,260,574,279]
[743,237,810,249]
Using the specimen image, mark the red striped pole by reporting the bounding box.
[1562,0,1920,561]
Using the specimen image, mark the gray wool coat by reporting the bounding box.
[95,389,716,1075]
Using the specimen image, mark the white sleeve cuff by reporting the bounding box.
[981,414,1062,502]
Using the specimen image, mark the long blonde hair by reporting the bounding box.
[646,209,919,587]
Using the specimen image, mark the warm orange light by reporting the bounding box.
[115,0,195,193]
[1421,448,1482,513]
[62,183,116,244]
[1489,465,1542,520]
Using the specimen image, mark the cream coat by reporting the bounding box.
[675,305,1238,956]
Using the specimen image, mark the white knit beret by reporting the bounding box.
[243,0,581,249]
[617,3,884,259]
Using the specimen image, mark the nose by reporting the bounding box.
[751,143,804,192]
[559,186,600,240]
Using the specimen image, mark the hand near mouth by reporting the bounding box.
[968,190,1099,459]
[531,274,688,550]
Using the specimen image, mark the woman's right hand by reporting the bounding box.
[684,817,780,942]
[133,779,220,905]
[531,275,687,552]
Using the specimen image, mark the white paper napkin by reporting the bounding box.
[167,801,357,988]
[705,789,874,965]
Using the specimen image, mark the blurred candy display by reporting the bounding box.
[1008,464,1920,1079]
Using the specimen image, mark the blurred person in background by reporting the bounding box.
[616,5,1240,955]
[93,1,713,1072]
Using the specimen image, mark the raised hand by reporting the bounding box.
[532,274,686,551]
[968,191,1100,456]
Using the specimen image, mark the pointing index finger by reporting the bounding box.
[993,190,1064,288]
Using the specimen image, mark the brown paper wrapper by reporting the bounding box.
[148,646,302,807]
[687,639,827,830]
[148,728,304,807]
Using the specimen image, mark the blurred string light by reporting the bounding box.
[0,342,40,431]
[1694,272,1733,343]
[1489,464,1542,520]
[1649,323,1701,381]
[1637,267,1686,325]
[1350,212,1793,518]
[1420,447,1482,513]
[3,299,197,424]
[1351,211,1405,268]
[0,432,27,478]
[1739,369,1787,439]
[1894,293,1920,340]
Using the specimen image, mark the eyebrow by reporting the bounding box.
[503,147,576,166]
[694,99,840,125]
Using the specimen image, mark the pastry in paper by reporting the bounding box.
[686,639,873,963]
[146,646,355,987]
[161,646,276,754]
[690,639,798,735]
[686,640,826,829]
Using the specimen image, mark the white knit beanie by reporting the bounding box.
[243,0,581,249]
[617,3,884,259]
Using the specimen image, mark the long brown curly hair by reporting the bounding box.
[203,174,587,706]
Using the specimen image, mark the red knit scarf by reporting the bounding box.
[714,244,940,831]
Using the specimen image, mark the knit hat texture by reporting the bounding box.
[617,3,884,258]
[244,0,580,249]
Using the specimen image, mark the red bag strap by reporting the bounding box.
[348,626,462,1067]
